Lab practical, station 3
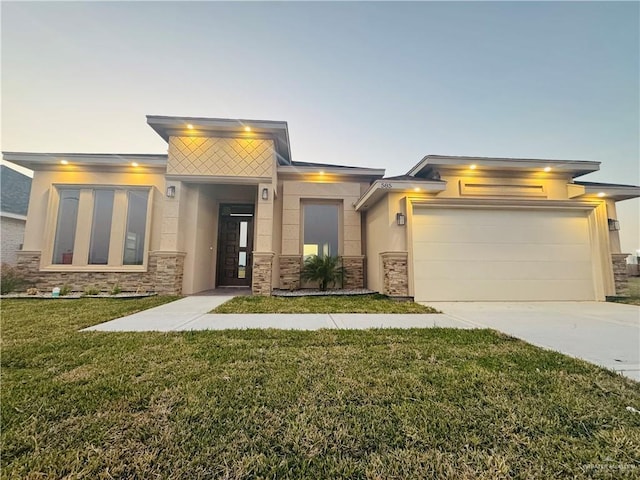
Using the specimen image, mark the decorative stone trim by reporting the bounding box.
[252,252,274,296]
[612,253,630,296]
[342,255,365,289]
[14,250,186,295]
[279,255,302,290]
[380,251,409,297]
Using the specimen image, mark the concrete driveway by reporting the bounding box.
[426,302,640,381]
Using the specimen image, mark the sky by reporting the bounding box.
[2,1,639,253]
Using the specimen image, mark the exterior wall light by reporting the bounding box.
[608,218,620,231]
[166,185,176,198]
[396,212,406,226]
[261,187,269,201]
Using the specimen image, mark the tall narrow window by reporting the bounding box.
[123,190,149,265]
[303,204,339,258]
[88,190,115,264]
[52,189,80,264]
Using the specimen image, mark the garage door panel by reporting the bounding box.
[413,242,593,263]
[412,207,596,301]
[416,259,594,281]
[424,279,595,301]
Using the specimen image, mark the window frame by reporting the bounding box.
[300,199,343,259]
[42,184,154,272]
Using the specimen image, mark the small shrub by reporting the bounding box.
[83,286,100,296]
[59,284,72,296]
[26,287,40,296]
[110,284,122,295]
[1,263,28,295]
[301,255,345,291]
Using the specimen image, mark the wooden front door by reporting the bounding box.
[216,205,254,287]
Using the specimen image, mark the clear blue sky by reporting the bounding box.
[2,1,639,252]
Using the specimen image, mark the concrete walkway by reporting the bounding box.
[82,295,475,332]
[84,296,639,381]
[427,301,640,381]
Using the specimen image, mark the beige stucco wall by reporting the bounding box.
[1,216,26,265]
[22,170,165,264]
[168,136,274,178]
[280,181,363,256]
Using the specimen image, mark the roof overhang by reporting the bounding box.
[278,164,385,179]
[408,155,600,179]
[2,152,168,172]
[569,182,640,201]
[146,115,292,165]
[355,179,447,211]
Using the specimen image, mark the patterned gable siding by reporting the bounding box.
[168,136,273,177]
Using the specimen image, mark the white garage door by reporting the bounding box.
[412,207,596,301]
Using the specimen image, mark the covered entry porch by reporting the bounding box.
[159,180,275,295]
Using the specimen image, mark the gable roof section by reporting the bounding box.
[408,154,601,179]
[1,165,31,216]
[279,160,385,178]
[570,181,640,201]
[147,115,292,166]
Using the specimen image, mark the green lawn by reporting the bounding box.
[212,294,439,314]
[2,298,640,479]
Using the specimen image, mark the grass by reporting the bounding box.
[212,293,439,314]
[2,298,640,479]
[608,277,640,306]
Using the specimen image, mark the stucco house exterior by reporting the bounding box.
[3,115,639,301]
[1,166,32,265]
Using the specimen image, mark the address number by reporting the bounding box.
[380,183,393,189]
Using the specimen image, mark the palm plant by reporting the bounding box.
[301,255,345,291]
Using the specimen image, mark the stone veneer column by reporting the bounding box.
[342,256,365,289]
[611,253,630,296]
[380,252,409,298]
[279,255,302,290]
[252,252,274,295]
[152,252,186,295]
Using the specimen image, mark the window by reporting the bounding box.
[88,190,115,264]
[123,190,149,265]
[303,203,339,258]
[49,186,151,268]
[52,189,80,264]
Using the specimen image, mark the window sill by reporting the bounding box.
[40,265,148,273]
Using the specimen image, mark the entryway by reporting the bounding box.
[216,204,254,287]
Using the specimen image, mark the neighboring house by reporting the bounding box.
[1,165,32,265]
[3,115,639,300]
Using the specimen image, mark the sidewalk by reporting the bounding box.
[82,295,474,332]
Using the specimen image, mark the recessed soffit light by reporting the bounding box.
[131,162,139,167]
[244,126,251,132]
[544,166,552,172]
[469,164,477,170]
[597,192,606,197]
[187,124,194,129]
[60,159,69,165]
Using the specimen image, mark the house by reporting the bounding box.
[1,165,32,265]
[3,115,639,300]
